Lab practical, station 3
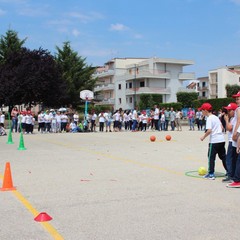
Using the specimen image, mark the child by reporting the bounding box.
[199,103,227,180]
[222,103,238,182]
[0,123,7,136]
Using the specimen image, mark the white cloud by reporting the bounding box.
[17,4,50,17]
[72,29,81,37]
[110,23,129,31]
[0,8,6,16]
[67,11,104,23]
[81,48,115,57]
[133,33,143,39]
[229,0,240,4]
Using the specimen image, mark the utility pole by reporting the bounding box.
[134,64,137,109]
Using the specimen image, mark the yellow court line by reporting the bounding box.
[0,175,64,240]
[41,138,187,177]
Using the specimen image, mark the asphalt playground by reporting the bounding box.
[0,127,239,240]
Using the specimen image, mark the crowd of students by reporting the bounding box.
[0,105,215,135]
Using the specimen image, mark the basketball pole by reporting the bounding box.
[84,97,88,127]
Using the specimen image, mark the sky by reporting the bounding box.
[0,0,240,78]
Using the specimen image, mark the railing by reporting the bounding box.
[94,83,114,92]
[93,69,115,77]
[125,87,171,95]
[178,72,195,80]
[117,70,171,81]
[178,87,196,93]
[95,98,115,105]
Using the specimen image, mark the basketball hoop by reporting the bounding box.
[80,90,94,101]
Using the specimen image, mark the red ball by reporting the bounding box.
[165,135,171,141]
[150,135,156,142]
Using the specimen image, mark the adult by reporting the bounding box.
[164,108,170,131]
[187,107,195,131]
[175,109,182,131]
[131,107,138,132]
[104,110,112,132]
[169,107,176,131]
[153,105,160,131]
[11,107,18,132]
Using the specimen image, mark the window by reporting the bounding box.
[129,82,132,89]
[129,97,132,103]
[140,81,145,87]
[118,84,121,90]
[203,92,206,97]
[126,83,128,89]
[119,98,122,104]
[202,82,206,87]
[126,97,128,103]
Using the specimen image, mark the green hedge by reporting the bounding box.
[192,98,235,111]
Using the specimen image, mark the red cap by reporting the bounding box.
[232,91,240,98]
[198,103,212,111]
[224,103,238,111]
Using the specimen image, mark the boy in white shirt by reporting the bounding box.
[0,111,5,127]
[200,103,227,180]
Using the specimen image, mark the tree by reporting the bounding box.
[225,84,240,97]
[138,94,161,110]
[176,92,198,107]
[55,41,96,108]
[0,29,27,64]
[0,47,67,108]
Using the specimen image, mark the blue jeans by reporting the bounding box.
[226,142,237,178]
[189,118,194,130]
[132,120,138,131]
[11,118,18,132]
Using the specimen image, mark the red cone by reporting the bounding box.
[34,212,52,222]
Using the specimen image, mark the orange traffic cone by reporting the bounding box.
[0,162,16,191]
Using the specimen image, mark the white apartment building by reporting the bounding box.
[208,65,240,98]
[197,76,209,100]
[93,57,195,110]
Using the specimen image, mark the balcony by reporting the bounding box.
[178,72,195,81]
[95,98,115,105]
[178,87,196,93]
[125,87,171,95]
[94,83,114,92]
[209,80,217,85]
[93,69,115,78]
[198,86,208,91]
[117,70,171,81]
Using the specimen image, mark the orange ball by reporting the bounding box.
[165,135,171,141]
[150,135,156,142]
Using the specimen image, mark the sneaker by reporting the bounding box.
[227,182,240,188]
[203,173,215,180]
[222,177,232,183]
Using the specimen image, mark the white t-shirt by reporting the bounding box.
[206,114,225,143]
[0,114,5,124]
[73,114,79,122]
[232,107,239,147]
[154,108,159,120]
[104,112,109,121]
[25,115,33,125]
[228,117,235,142]
[132,110,137,120]
[98,114,105,123]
